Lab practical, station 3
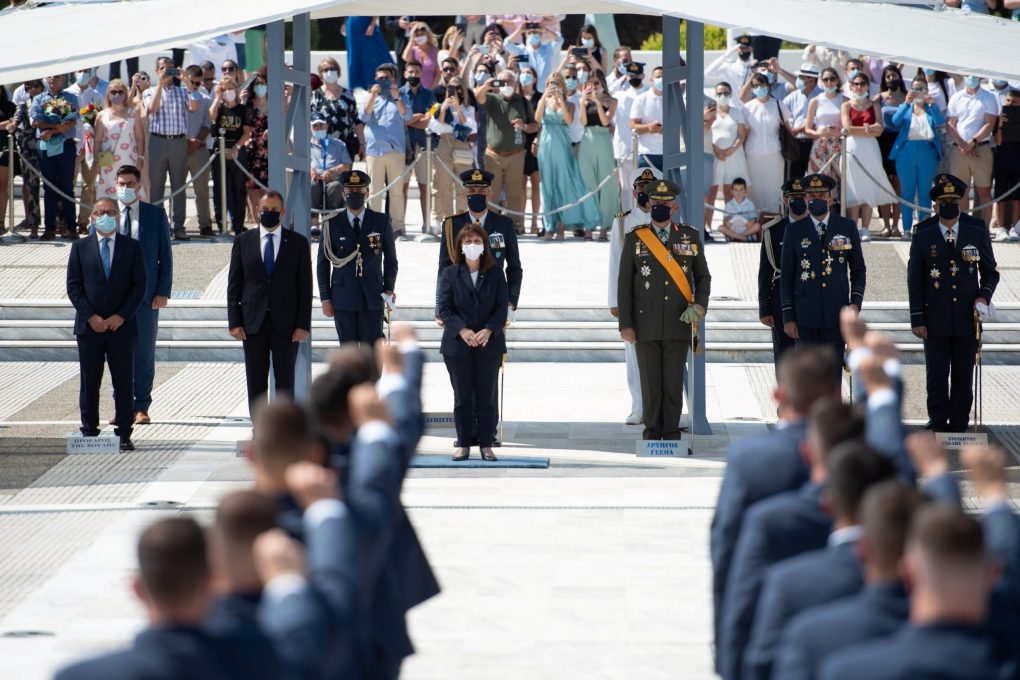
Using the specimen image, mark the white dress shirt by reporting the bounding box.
[118,200,140,240]
[95,231,116,262]
[259,225,282,262]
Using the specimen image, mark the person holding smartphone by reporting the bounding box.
[428,78,477,221]
[503,21,563,93]
[889,75,946,236]
[361,64,412,238]
[578,71,619,240]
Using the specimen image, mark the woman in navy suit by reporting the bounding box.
[437,223,508,461]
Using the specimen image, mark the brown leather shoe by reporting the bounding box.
[108,415,117,425]
[134,411,151,425]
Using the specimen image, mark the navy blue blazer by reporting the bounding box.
[719,483,833,680]
[907,216,999,336]
[317,208,398,312]
[227,228,313,336]
[66,233,146,336]
[437,263,509,358]
[758,217,788,319]
[984,505,1020,606]
[774,581,908,680]
[437,211,523,308]
[818,623,1007,680]
[204,594,285,680]
[712,420,810,657]
[745,540,864,680]
[131,200,173,304]
[780,213,866,329]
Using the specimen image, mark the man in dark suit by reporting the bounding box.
[819,506,1006,680]
[759,177,805,371]
[908,173,999,432]
[66,197,146,452]
[773,481,920,680]
[112,164,173,426]
[744,444,897,680]
[781,173,867,375]
[718,398,863,680]
[711,346,841,668]
[227,190,312,417]
[318,170,398,345]
[963,445,1020,605]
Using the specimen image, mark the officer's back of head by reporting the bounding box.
[135,517,211,621]
[776,346,842,419]
[858,481,922,582]
[312,347,378,440]
[250,397,323,489]
[805,397,865,482]
[213,491,279,594]
[825,442,897,526]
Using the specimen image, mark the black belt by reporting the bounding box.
[151,133,185,139]
[957,140,990,148]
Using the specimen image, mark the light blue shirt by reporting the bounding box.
[505,34,564,93]
[362,92,412,157]
[782,86,823,139]
[29,88,79,143]
[310,137,352,173]
[185,89,211,140]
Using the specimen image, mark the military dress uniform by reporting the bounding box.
[780,174,866,371]
[316,170,398,344]
[907,174,999,432]
[617,180,711,440]
[758,177,803,370]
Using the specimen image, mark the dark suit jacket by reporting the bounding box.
[204,594,285,680]
[758,217,788,319]
[745,540,864,680]
[908,216,999,336]
[317,208,397,312]
[227,228,312,336]
[437,263,509,358]
[132,200,173,304]
[984,505,1020,606]
[780,213,866,329]
[719,483,832,680]
[774,581,909,680]
[437,211,523,308]
[66,233,146,336]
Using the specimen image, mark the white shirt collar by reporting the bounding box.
[259,225,281,241]
[828,524,864,548]
[117,199,138,212]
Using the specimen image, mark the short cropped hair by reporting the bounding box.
[252,397,314,473]
[777,346,841,414]
[215,490,278,548]
[116,164,142,180]
[137,517,209,606]
[808,397,865,461]
[310,356,376,431]
[826,442,896,523]
[861,481,922,575]
[732,177,747,188]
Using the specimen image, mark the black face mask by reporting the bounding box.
[788,197,807,217]
[808,198,829,217]
[345,192,365,211]
[650,204,671,224]
[939,202,960,220]
[467,193,488,213]
[259,210,281,228]
[636,191,650,208]
[738,51,751,62]
[406,76,421,87]
[629,77,643,89]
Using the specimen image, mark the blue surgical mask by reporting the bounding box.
[564,78,577,90]
[577,70,589,84]
[765,71,775,84]
[824,85,838,95]
[923,68,936,76]
[528,33,541,47]
[581,38,595,48]
[848,69,861,81]
[753,86,769,99]
[520,72,535,87]
[116,186,137,204]
[94,214,117,235]
[313,129,327,140]
[474,72,489,85]
[795,77,805,92]
[254,83,268,98]
[653,77,663,91]
[965,76,981,90]
[76,71,90,86]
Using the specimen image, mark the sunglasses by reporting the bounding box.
[190,80,203,88]
[852,81,868,87]
[821,77,837,83]
[442,67,457,73]
[222,66,237,72]
[109,90,126,95]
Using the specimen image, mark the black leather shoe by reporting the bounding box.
[173,230,191,241]
[923,421,947,432]
[120,437,135,452]
[199,226,214,237]
[491,439,502,447]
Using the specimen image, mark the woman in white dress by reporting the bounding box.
[711,81,751,205]
[743,73,792,214]
[842,72,895,240]
[805,68,846,183]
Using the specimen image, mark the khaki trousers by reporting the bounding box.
[485,148,525,231]
[366,151,406,231]
[431,135,473,224]
[187,146,212,228]
[74,150,97,225]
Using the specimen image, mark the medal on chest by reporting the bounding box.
[961,245,979,274]
[949,260,959,278]
[930,266,941,289]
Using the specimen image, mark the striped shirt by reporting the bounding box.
[143,85,190,135]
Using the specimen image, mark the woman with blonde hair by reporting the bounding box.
[438,26,465,65]
[402,21,441,89]
[92,78,148,201]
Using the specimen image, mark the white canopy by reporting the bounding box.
[1,0,1019,84]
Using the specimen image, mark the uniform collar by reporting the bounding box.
[939,220,959,241]
[469,210,488,224]
[346,208,365,224]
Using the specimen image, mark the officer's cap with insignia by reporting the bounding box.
[624,62,645,76]
[648,180,680,201]
[929,173,967,202]
[460,168,495,188]
[782,177,806,197]
[631,166,662,188]
[736,35,753,48]
[802,173,837,194]
[340,169,371,188]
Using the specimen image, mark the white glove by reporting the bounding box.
[381,292,396,311]
[975,301,994,323]
[507,305,516,325]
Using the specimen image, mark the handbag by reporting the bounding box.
[774,98,802,164]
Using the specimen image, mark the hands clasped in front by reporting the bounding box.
[459,327,493,347]
[87,314,125,333]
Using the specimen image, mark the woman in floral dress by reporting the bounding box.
[243,70,269,224]
[92,79,147,201]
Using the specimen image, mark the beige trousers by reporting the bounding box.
[366,151,406,232]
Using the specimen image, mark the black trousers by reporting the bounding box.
[242,324,297,416]
[789,138,814,181]
[767,296,796,375]
[108,57,139,80]
[636,338,690,440]
[77,329,135,439]
[444,351,501,448]
[333,308,384,345]
[796,326,845,380]
[924,333,977,429]
[212,148,248,232]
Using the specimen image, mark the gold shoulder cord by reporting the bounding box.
[444,216,457,264]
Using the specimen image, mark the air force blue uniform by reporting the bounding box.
[759,216,796,368]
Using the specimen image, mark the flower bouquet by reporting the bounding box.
[41,96,77,157]
[79,103,100,126]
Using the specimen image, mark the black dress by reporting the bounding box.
[523,90,542,176]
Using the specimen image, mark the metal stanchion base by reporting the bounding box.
[0,232,28,245]
[212,231,236,243]
[417,232,440,243]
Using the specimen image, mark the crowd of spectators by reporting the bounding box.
[2,17,1019,245]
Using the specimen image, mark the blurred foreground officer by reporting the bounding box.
[759,177,805,371]
[227,190,312,418]
[438,223,509,461]
[617,179,711,440]
[609,166,661,425]
[318,169,398,344]
[780,173,866,374]
[66,197,146,452]
[819,506,1007,680]
[908,173,998,433]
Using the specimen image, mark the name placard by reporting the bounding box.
[236,440,252,458]
[936,432,989,450]
[66,433,120,455]
[424,412,456,429]
[636,439,691,457]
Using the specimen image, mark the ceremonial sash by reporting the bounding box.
[635,228,694,304]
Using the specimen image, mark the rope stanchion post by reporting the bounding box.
[213,133,234,243]
[632,131,639,171]
[3,133,25,243]
[425,136,433,235]
[840,130,848,218]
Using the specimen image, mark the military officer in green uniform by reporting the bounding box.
[617,180,711,440]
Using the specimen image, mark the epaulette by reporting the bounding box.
[616,210,630,219]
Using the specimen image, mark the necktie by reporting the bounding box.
[352,216,361,239]
[264,233,275,277]
[658,228,668,244]
[816,221,826,239]
[122,207,131,237]
[946,227,955,246]
[101,237,112,279]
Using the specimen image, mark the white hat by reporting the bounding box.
[797,63,821,79]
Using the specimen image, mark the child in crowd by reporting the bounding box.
[720,177,761,242]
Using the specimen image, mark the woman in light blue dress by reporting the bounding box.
[536,73,599,240]
[345,17,393,91]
